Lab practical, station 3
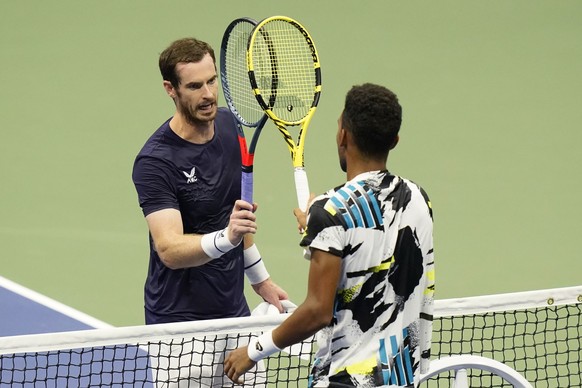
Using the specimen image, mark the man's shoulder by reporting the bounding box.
[132,119,178,179]
[399,176,431,201]
[136,118,173,158]
[216,107,236,125]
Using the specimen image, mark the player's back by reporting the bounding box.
[308,170,434,387]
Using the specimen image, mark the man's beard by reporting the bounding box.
[338,153,347,173]
[177,98,216,126]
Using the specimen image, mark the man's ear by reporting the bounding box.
[163,80,175,98]
[390,135,400,150]
[338,127,348,148]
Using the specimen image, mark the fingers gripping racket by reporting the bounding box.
[220,17,272,204]
[247,16,321,212]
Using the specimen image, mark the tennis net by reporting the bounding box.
[0,285,580,387]
[428,285,581,387]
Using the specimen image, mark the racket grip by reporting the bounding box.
[294,167,310,212]
[241,171,253,204]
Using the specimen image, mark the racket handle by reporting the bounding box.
[294,167,310,212]
[241,170,253,204]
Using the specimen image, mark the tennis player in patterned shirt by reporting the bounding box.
[225,83,435,387]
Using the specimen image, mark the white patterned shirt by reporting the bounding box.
[301,170,435,388]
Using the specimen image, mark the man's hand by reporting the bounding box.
[224,346,255,384]
[293,208,307,234]
[227,200,258,245]
[252,279,288,313]
[293,193,315,233]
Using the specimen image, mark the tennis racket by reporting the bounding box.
[247,16,322,212]
[220,17,272,204]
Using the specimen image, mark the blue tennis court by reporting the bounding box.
[0,276,110,336]
[0,276,153,387]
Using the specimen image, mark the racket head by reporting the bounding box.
[247,16,322,126]
[220,17,266,128]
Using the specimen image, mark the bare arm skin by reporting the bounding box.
[224,248,341,383]
[145,200,257,269]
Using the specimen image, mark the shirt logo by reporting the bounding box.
[182,167,197,184]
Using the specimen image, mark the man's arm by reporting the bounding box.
[224,248,341,383]
[146,200,257,269]
[271,248,340,345]
[251,279,289,312]
[242,235,289,312]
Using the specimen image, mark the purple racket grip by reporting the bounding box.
[241,171,253,204]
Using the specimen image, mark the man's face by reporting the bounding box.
[173,54,219,126]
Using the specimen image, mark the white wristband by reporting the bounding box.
[200,228,239,259]
[247,331,281,362]
[244,244,270,284]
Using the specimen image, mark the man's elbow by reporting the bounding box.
[315,310,334,329]
[305,302,334,331]
[155,243,181,270]
[160,256,181,270]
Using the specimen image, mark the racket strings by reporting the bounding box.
[251,20,318,123]
[224,22,265,127]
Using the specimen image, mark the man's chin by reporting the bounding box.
[339,160,347,173]
[188,110,217,125]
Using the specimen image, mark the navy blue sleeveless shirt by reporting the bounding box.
[132,108,250,323]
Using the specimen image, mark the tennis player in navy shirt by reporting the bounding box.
[132,37,288,386]
[132,37,288,325]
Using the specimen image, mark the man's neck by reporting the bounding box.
[169,114,214,144]
[346,157,387,181]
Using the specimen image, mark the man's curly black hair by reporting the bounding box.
[341,83,402,158]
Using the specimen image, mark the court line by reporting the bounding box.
[0,275,112,329]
